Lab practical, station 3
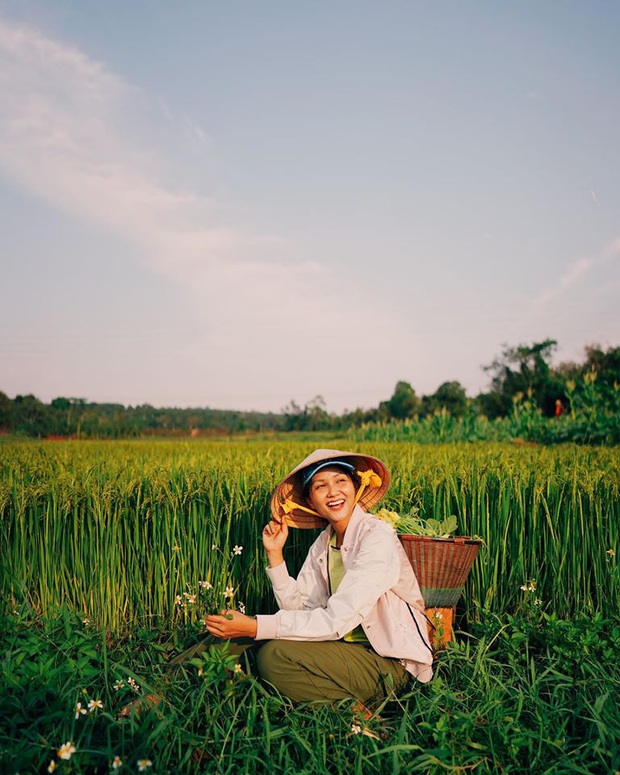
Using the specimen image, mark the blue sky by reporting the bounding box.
[1,1,619,412]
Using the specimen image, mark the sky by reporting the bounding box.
[1,1,619,414]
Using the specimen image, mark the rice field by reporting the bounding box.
[1,439,619,773]
[2,439,618,629]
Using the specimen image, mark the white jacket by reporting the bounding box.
[255,505,434,682]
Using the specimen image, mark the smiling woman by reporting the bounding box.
[201,448,434,706]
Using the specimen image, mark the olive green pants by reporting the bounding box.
[169,638,409,704]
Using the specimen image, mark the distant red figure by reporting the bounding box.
[555,399,563,418]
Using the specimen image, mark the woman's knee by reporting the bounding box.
[255,640,293,684]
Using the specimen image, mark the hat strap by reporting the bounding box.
[354,468,382,505]
[281,498,321,518]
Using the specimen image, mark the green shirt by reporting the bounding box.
[328,532,370,644]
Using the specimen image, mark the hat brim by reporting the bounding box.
[270,448,390,529]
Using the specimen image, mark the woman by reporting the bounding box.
[204,448,433,705]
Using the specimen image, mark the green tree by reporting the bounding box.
[282,396,333,431]
[0,391,12,430]
[557,344,620,399]
[381,381,421,420]
[583,344,620,384]
[481,339,565,417]
[432,381,468,418]
[304,395,333,431]
[50,397,86,435]
[283,400,305,431]
[12,394,52,437]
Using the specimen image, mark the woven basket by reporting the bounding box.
[399,535,482,608]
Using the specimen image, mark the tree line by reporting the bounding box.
[1,340,618,439]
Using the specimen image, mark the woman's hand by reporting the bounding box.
[262,518,288,568]
[262,518,288,552]
[205,610,258,639]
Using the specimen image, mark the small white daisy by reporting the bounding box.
[57,742,76,760]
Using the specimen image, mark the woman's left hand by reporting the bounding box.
[204,610,258,639]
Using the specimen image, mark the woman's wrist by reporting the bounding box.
[266,550,284,568]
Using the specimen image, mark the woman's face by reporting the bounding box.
[306,466,357,527]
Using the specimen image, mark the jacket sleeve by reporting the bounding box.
[255,521,400,641]
[260,530,330,614]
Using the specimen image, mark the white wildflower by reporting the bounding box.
[57,742,76,760]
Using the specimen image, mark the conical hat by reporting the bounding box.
[270,448,390,528]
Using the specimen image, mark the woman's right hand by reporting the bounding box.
[262,518,288,566]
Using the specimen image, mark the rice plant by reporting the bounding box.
[1,440,618,631]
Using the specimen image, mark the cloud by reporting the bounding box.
[0,16,413,410]
[531,235,620,310]
[531,257,594,308]
[0,17,236,256]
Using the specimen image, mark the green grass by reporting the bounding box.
[1,607,619,774]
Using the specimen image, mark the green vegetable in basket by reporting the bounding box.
[374,508,458,538]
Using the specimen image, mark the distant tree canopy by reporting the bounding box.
[557,344,620,398]
[282,395,333,432]
[380,381,421,420]
[0,391,12,428]
[0,396,287,438]
[422,381,468,419]
[480,339,566,418]
[2,341,618,437]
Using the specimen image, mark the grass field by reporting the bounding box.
[1,439,619,773]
